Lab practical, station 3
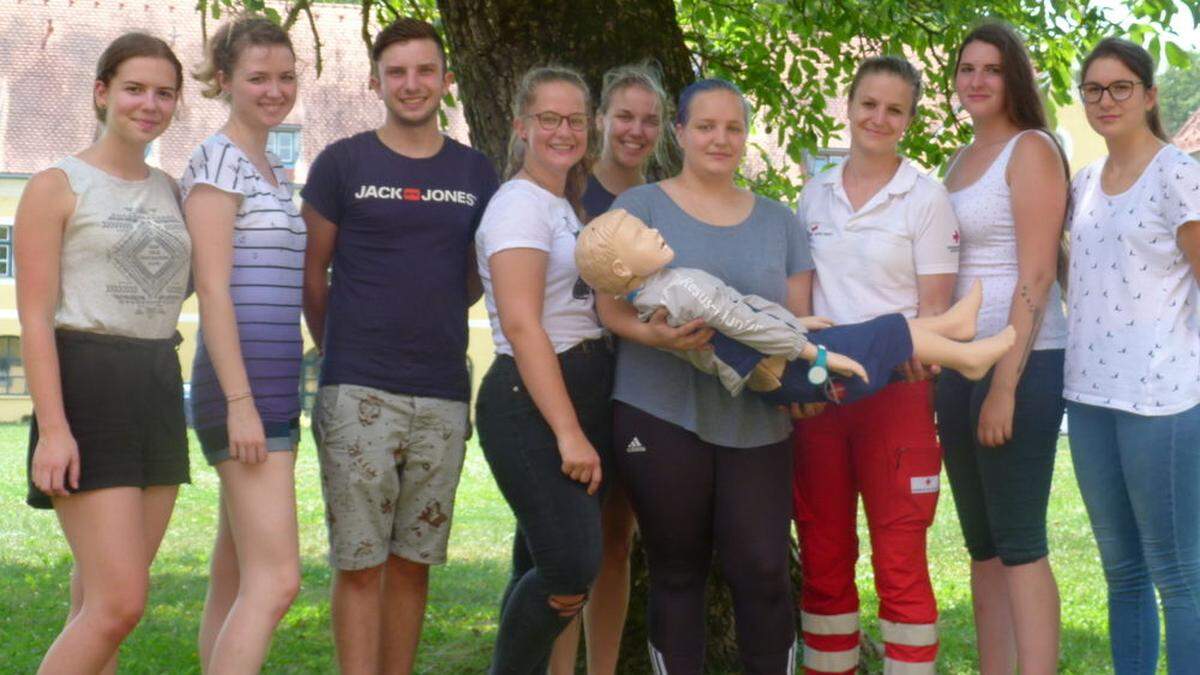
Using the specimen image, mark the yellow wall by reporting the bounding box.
[1057,101,1108,176]
[0,176,25,216]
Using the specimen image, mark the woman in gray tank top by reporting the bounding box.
[16,34,190,673]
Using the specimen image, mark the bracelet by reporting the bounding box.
[225,392,253,403]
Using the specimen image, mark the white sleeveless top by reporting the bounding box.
[947,130,1067,350]
[53,156,191,339]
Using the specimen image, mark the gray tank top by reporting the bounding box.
[53,156,190,338]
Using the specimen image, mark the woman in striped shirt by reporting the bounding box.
[181,16,306,673]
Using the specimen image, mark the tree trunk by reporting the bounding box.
[618,534,805,673]
[437,3,798,670]
[435,0,693,176]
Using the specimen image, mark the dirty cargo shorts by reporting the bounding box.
[312,384,469,569]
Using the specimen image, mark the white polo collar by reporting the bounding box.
[818,157,922,208]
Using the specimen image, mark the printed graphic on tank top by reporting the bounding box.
[53,155,190,339]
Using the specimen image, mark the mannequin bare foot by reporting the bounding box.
[955,325,1016,380]
[938,280,982,341]
[747,355,786,392]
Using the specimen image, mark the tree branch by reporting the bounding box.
[199,0,209,45]
[282,0,311,31]
[361,0,374,59]
[304,2,323,76]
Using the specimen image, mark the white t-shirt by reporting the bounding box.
[1064,145,1200,416]
[799,159,960,324]
[475,179,604,356]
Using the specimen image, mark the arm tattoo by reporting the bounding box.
[1015,284,1046,378]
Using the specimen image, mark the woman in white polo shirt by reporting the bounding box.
[792,56,959,675]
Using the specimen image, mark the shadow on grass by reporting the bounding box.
[0,555,509,674]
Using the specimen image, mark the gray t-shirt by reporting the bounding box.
[611,184,814,448]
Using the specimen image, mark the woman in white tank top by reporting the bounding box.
[935,23,1070,675]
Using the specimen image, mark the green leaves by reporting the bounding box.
[201,0,1188,201]
[674,0,1186,200]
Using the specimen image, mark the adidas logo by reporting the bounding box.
[625,436,646,453]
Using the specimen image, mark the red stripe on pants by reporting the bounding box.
[885,642,940,663]
[802,631,860,653]
[793,380,941,646]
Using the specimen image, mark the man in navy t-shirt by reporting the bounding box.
[300,18,498,674]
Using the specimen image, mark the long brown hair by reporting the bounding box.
[504,66,595,218]
[1080,37,1169,142]
[957,22,1072,287]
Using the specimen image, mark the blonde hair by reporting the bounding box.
[504,65,595,218]
[193,16,294,99]
[597,62,675,173]
[575,209,644,295]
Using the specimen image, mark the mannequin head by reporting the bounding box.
[576,209,675,295]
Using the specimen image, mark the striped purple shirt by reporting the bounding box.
[181,134,306,429]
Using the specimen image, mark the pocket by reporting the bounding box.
[891,445,941,528]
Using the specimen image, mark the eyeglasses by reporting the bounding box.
[526,111,588,132]
[1078,80,1143,104]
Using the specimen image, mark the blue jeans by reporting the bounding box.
[1068,401,1200,675]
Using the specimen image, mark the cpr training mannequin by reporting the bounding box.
[576,208,1016,404]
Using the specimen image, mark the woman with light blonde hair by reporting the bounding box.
[552,60,672,675]
[183,15,305,673]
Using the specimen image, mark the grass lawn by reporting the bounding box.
[0,424,1138,673]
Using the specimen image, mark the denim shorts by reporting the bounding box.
[196,418,300,466]
[935,349,1065,565]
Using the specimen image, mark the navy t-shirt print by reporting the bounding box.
[301,132,499,402]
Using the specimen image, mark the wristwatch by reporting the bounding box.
[808,344,829,385]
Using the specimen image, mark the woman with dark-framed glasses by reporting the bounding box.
[1064,37,1200,674]
[473,65,614,672]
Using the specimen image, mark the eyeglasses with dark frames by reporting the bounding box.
[525,111,589,132]
[1078,80,1144,104]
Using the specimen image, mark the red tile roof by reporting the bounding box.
[1176,108,1200,155]
[0,0,470,179]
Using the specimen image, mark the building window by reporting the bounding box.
[267,126,302,168]
[802,148,848,178]
[0,335,25,395]
[0,221,12,278]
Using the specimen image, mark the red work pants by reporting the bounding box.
[793,380,940,674]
